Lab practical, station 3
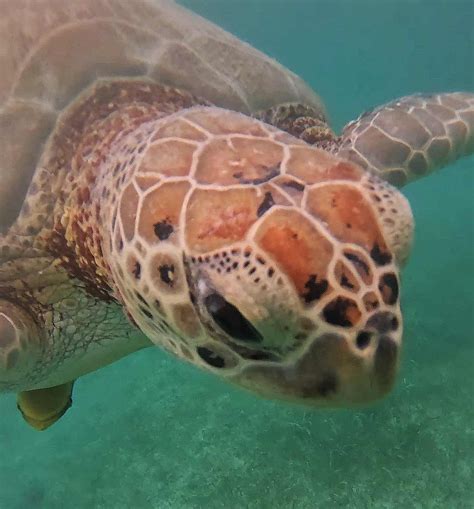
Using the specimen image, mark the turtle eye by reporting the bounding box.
[204,293,263,343]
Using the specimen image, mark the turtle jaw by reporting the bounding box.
[233,335,399,408]
[230,313,403,408]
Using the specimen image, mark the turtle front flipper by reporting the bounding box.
[338,92,474,187]
[0,300,72,430]
[0,299,44,390]
[17,381,74,431]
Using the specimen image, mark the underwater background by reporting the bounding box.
[1,0,473,507]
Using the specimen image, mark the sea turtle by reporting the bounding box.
[0,0,472,431]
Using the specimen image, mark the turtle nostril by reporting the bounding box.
[366,311,399,334]
[390,316,399,330]
[356,330,372,349]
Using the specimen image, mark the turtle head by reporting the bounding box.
[103,107,413,407]
[179,180,411,407]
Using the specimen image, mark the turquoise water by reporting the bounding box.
[1,1,473,507]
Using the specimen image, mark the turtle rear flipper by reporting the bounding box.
[338,92,474,186]
[17,381,74,431]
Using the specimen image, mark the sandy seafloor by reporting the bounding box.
[0,1,473,508]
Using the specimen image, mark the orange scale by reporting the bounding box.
[343,249,373,286]
[287,146,362,184]
[363,291,380,312]
[194,137,283,185]
[119,183,139,242]
[306,185,390,256]
[255,208,334,303]
[322,296,362,327]
[185,187,260,253]
[138,139,196,177]
[334,260,360,293]
[138,181,190,244]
